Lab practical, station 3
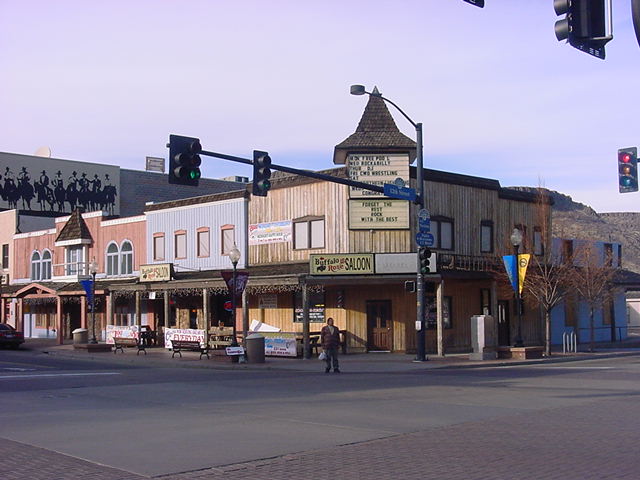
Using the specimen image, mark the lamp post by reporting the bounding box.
[510,228,524,348]
[350,85,427,361]
[228,245,241,350]
[88,259,98,344]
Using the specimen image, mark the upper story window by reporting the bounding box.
[293,217,325,250]
[197,227,210,257]
[120,241,133,275]
[41,250,52,280]
[480,221,493,253]
[562,240,573,264]
[221,225,235,255]
[1,244,8,269]
[430,217,454,250]
[533,227,544,256]
[603,243,614,267]
[153,233,165,261]
[174,230,187,259]
[107,243,119,276]
[30,251,41,281]
[66,246,84,275]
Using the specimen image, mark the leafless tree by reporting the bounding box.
[568,242,617,352]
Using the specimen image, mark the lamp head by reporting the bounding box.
[510,228,523,247]
[350,84,366,96]
[89,258,98,275]
[229,245,241,265]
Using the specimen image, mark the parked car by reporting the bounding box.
[0,324,25,349]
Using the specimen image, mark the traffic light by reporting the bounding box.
[618,147,638,193]
[419,248,436,274]
[252,150,272,197]
[461,0,484,7]
[168,134,202,186]
[554,0,612,59]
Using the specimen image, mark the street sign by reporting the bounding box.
[416,232,434,247]
[417,208,430,221]
[418,217,430,232]
[225,346,245,356]
[384,183,417,202]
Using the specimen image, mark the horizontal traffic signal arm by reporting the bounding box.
[200,149,393,198]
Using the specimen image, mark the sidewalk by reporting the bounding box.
[19,338,640,373]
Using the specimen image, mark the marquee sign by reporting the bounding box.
[139,263,172,282]
[347,153,410,198]
[310,254,374,275]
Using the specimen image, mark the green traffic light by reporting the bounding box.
[189,169,201,180]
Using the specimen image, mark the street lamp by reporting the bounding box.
[228,244,241,351]
[88,258,98,344]
[350,85,427,361]
[510,228,524,348]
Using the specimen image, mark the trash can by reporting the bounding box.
[72,328,88,344]
[246,333,265,363]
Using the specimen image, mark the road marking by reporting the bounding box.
[1,367,36,372]
[0,372,121,379]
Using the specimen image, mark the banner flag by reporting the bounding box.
[221,270,249,301]
[517,254,531,294]
[502,255,517,293]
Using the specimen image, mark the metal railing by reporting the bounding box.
[437,253,500,272]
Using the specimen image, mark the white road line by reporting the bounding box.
[0,372,122,379]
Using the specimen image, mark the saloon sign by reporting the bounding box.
[310,254,374,275]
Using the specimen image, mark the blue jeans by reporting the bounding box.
[324,346,339,371]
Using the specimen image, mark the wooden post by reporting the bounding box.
[302,281,310,359]
[106,293,114,326]
[80,296,87,329]
[202,288,210,331]
[135,291,141,326]
[242,288,249,348]
[56,296,63,345]
[162,290,170,347]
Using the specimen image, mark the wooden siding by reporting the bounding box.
[146,198,247,270]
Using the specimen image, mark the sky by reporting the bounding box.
[1,0,639,213]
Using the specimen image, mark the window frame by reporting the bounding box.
[106,242,119,276]
[41,250,52,280]
[30,251,41,281]
[533,227,544,256]
[120,240,133,275]
[1,244,8,269]
[153,233,165,262]
[480,220,493,253]
[431,216,454,251]
[425,295,453,330]
[197,227,210,258]
[221,225,235,256]
[174,230,187,260]
[66,245,84,275]
[293,216,325,250]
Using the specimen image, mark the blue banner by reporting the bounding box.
[80,279,94,306]
[502,255,517,293]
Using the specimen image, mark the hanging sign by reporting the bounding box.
[502,254,531,294]
[221,270,249,300]
[310,254,374,275]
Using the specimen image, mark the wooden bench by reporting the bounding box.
[208,327,234,350]
[113,337,146,355]
[171,340,209,359]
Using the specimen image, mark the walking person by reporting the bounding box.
[321,317,340,373]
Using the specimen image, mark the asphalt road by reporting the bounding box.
[2,345,640,479]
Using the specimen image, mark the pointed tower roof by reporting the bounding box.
[333,87,417,164]
[55,208,93,245]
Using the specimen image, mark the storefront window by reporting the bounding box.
[293,290,325,323]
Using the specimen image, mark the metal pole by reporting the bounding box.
[415,123,427,361]
[231,263,238,347]
[90,272,97,344]
[514,245,523,347]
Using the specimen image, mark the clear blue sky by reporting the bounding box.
[1,0,639,212]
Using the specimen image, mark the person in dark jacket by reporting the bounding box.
[320,317,340,373]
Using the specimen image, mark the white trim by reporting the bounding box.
[54,210,106,224]
[102,215,145,226]
[144,197,244,216]
[55,238,92,247]
[14,229,56,239]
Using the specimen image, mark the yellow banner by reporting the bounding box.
[517,254,530,293]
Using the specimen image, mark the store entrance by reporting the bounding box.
[366,300,392,351]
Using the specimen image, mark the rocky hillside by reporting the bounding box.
[510,187,640,274]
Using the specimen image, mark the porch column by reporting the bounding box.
[302,280,310,359]
[80,296,87,329]
[202,287,210,331]
[436,280,444,357]
[106,293,114,326]
[135,291,141,326]
[0,297,5,323]
[491,280,498,344]
[242,288,249,348]
[17,298,24,332]
[56,296,63,345]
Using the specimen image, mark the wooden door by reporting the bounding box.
[497,300,511,346]
[366,300,392,351]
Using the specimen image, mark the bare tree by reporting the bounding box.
[569,242,617,352]
[522,188,572,356]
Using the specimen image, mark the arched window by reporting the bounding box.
[106,243,119,276]
[31,251,41,281]
[120,241,133,275]
[41,250,52,280]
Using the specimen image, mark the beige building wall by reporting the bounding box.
[0,210,17,284]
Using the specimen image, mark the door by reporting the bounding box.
[497,300,511,346]
[366,300,392,351]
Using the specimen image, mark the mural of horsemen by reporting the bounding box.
[0,156,120,216]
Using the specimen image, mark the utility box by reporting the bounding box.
[246,333,265,363]
[469,315,497,361]
[72,328,88,344]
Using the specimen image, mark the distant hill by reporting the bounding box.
[509,187,640,274]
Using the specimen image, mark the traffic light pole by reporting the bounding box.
[200,150,389,196]
[414,123,427,362]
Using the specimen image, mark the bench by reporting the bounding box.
[208,327,235,350]
[171,340,209,359]
[113,337,146,355]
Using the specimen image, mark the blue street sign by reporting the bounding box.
[417,208,430,221]
[384,183,417,202]
[418,217,431,232]
[416,232,434,247]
